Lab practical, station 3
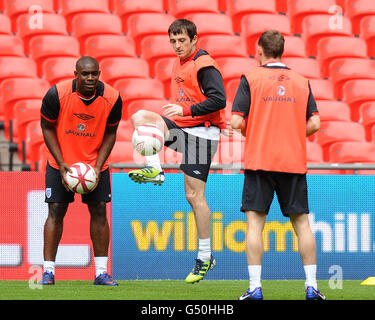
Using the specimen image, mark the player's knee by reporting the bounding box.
[185,191,205,207]
[131,110,151,126]
[88,202,107,221]
[48,203,68,222]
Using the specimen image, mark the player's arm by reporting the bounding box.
[306,81,320,137]
[231,76,250,136]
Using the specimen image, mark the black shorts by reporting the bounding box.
[241,170,309,217]
[45,163,112,203]
[162,116,218,182]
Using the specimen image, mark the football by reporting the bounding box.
[65,162,97,194]
[132,124,164,156]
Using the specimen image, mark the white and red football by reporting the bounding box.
[132,123,164,156]
[65,162,97,194]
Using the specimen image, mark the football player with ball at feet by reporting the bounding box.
[40,56,122,285]
[129,19,227,283]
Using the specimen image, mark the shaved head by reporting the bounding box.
[76,56,99,72]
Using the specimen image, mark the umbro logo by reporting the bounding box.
[73,113,95,120]
[175,77,184,83]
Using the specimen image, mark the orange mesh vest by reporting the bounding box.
[47,80,119,171]
[243,66,310,173]
[171,54,226,129]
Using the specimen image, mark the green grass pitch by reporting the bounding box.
[0,280,373,300]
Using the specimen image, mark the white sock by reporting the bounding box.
[146,154,162,171]
[94,256,108,277]
[304,264,317,289]
[248,265,262,291]
[43,261,55,274]
[197,238,211,261]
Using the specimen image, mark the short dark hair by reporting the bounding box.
[168,19,197,40]
[76,56,99,71]
[258,30,285,59]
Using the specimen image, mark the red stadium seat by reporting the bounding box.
[41,57,77,85]
[316,100,351,122]
[167,0,219,18]
[198,35,248,58]
[316,120,366,160]
[0,78,50,141]
[154,57,175,99]
[287,0,337,34]
[316,36,368,77]
[306,140,324,163]
[219,139,244,164]
[301,14,352,57]
[342,79,375,121]
[240,13,291,56]
[28,35,80,76]
[113,0,166,33]
[0,57,37,85]
[109,140,145,167]
[276,0,288,13]
[345,0,375,35]
[216,57,258,86]
[116,119,133,141]
[4,0,54,31]
[282,57,321,79]
[127,13,175,55]
[225,0,276,34]
[113,78,165,106]
[309,79,335,101]
[225,78,241,103]
[16,13,68,54]
[359,102,375,140]
[184,13,234,36]
[0,34,25,56]
[83,35,136,61]
[99,57,150,86]
[140,35,176,76]
[282,36,307,57]
[59,0,110,32]
[71,13,122,48]
[329,141,375,163]
[0,14,12,34]
[127,99,169,120]
[24,120,44,170]
[360,16,375,58]
[328,58,375,100]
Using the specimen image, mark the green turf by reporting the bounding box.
[0,280,374,300]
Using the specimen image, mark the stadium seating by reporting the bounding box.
[109,140,145,168]
[219,139,244,164]
[41,57,76,85]
[282,57,321,79]
[28,35,80,76]
[309,79,335,101]
[184,13,234,36]
[0,14,12,34]
[3,0,54,31]
[70,13,123,48]
[306,140,324,163]
[301,14,352,57]
[16,13,68,54]
[329,141,375,163]
[316,120,366,160]
[216,57,258,87]
[83,35,136,61]
[316,100,351,122]
[225,78,241,103]
[0,57,37,85]
[225,0,276,34]
[99,57,150,86]
[112,0,165,33]
[167,0,219,19]
[0,34,25,56]
[328,58,375,99]
[240,13,291,56]
[359,101,375,140]
[140,35,176,76]
[154,57,175,99]
[342,79,375,121]
[287,0,337,34]
[115,119,133,141]
[198,35,248,58]
[127,99,168,120]
[359,15,375,57]
[59,0,110,33]
[282,36,307,57]
[24,119,44,170]
[316,36,368,78]
[126,13,175,55]
[345,0,375,35]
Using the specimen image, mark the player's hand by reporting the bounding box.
[221,122,234,137]
[59,162,72,192]
[92,166,101,191]
[162,103,183,117]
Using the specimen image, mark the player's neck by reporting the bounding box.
[261,57,282,66]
